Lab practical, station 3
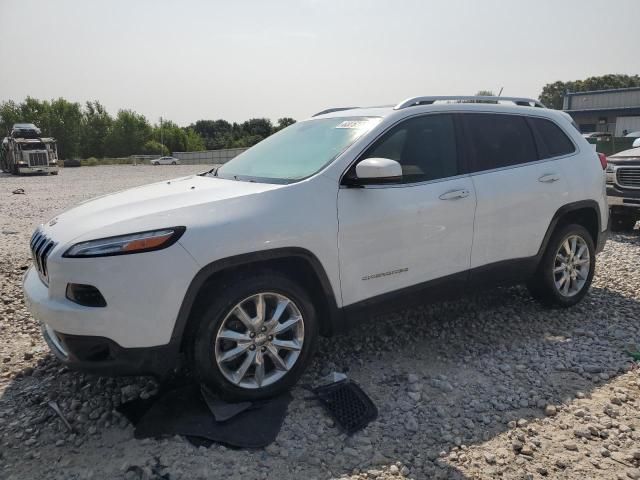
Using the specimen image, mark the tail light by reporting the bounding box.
[597,152,607,170]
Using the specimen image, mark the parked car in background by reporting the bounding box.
[633,138,640,148]
[606,146,640,231]
[151,156,180,165]
[582,132,612,141]
[624,131,640,138]
[23,95,609,401]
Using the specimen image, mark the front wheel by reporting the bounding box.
[527,224,595,308]
[189,271,318,401]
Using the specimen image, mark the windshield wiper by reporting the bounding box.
[200,166,219,177]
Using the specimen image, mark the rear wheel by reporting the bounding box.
[189,271,318,401]
[611,213,637,232]
[527,224,595,308]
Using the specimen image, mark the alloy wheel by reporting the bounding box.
[553,234,591,297]
[214,292,304,389]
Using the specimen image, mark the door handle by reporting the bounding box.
[439,189,470,200]
[538,173,560,183]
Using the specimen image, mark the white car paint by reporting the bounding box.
[338,175,475,305]
[23,101,608,353]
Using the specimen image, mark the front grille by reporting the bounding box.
[29,152,48,166]
[30,230,56,285]
[617,167,640,189]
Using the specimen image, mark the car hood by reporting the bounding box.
[609,147,640,165]
[41,175,283,244]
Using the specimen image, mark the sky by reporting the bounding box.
[0,0,638,126]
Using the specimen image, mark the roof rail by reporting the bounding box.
[312,107,358,117]
[394,96,546,110]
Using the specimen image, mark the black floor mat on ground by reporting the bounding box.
[117,383,291,448]
[312,380,377,435]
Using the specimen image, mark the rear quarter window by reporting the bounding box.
[528,117,576,159]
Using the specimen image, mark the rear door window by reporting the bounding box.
[463,113,538,172]
[527,117,576,159]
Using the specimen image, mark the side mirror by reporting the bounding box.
[633,138,640,148]
[350,158,402,185]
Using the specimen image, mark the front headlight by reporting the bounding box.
[606,164,615,184]
[63,227,185,258]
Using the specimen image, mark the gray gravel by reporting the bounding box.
[0,165,639,480]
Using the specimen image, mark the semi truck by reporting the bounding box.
[0,123,59,175]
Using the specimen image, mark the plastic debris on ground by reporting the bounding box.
[117,381,291,448]
[308,373,377,435]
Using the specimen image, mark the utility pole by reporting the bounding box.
[160,116,164,157]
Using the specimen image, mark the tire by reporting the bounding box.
[189,270,318,401]
[527,224,596,308]
[610,213,637,232]
[171,161,176,165]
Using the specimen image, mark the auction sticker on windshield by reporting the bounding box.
[335,120,377,129]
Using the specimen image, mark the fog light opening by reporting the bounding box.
[66,283,107,307]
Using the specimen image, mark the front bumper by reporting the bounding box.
[24,267,180,376]
[18,166,59,174]
[42,324,178,376]
[22,239,199,375]
[607,185,640,214]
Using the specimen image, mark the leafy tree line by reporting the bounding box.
[0,97,296,159]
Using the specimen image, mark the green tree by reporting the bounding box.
[106,110,151,157]
[81,101,112,158]
[141,140,169,156]
[276,117,296,131]
[190,119,233,149]
[47,98,83,159]
[3,97,82,159]
[239,118,273,138]
[184,128,205,151]
[539,74,640,109]
[153,120,188,153]
[19,97,51,133]
[0,100,22,136]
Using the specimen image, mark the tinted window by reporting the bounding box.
[528,117,575,158]
[362,114,458,183]
[464,114,538,172]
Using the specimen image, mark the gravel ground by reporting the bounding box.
[0,165,639,480]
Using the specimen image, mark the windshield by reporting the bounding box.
[20,142,46,151]
[216,117,380,183]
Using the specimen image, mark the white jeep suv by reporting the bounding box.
[24,96,609,400]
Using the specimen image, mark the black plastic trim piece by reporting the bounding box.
[534,200,602,257]
[343,271,468,325]
[43,329,176,377]
[169,247,343,349]
[63,227,186,258]
[608,186,640,199]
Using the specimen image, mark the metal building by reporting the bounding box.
[563,87,640,135]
